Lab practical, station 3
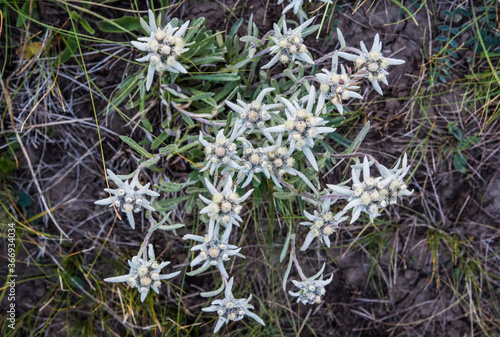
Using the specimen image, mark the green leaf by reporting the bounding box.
[453,153,467,173]
[282,252,293,292]
[157,224,185,231]
[158,181,184,193]
[99,17,141,33]
[154,195,190,211]
[273,191,296,200]
[341,121,370,154]
[80,18,96,35]
[60,36,78,64]
[119,136,154,158]
[447,122,462,140]
[16,1,38,27]
[138,157,160,168]
[159,144,178,155]
[229,18,244,38]
[280,230,292,263]
[183,73,240,82]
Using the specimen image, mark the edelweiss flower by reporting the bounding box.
[300,199,348,250]
[375,153,413,204]
[338,32,405,95]
[200,176,253,237]
[236,138,279,188]
[104,244,179,302]
[199,130,241,174]
[266,87,336,171]
[289,263,333,305]
[225,87,282,141]
[265,135,317,192]
[132,10,190,91]
[95,169,159,229]
[316,52,363,115]
[278,0,332,21]
[327,155,412,223]
[262,17,315,69]
[183,225,243,278]
[202,277,265,333]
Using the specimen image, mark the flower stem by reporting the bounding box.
[290,237,307,280]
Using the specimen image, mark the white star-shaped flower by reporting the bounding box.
[95,169,159,229]
[300,199,348,250]
[132,10,190,90]
[199,176,253,237]
[262,16,315,69]
[225,87,282,141]
[289,263,333,305]
[316,52,364,115]
[338,32,405,95]
[265,87,336,171]
[202,277,265,333]
[104,244,179,302]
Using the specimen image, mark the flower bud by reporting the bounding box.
[138,266,148,277]
[320,82,331,92]
[280,54,289,63]
[123,203,134,212]
[323,225,334,235]
[295,121,307,133]
[361,193,371,205]
[285,120,295,130]
[140,276,152,286]
[160,45,171,55]
[299,44,307,53]
[149,40,159,52]
[155,30,166,41]
[215,147,226,157]
[166,56,176,67]
[288,44,297,54]
[368,62,379,72]
[279,39,288,48]
[308,128,318,138]
[212,193,223,203]
[369,51,380,61]
[277,147,287,156]
[221,201,232,213]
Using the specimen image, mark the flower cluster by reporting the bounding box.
[132,10,190,90]
[199,130,240,175]
[187,173,264,332]
[104,244,179,302]
[289,264,333,305]
[237,138,279,188]
[266,87,336,171]
[262,17,315,69]
[97,11,415,333]
[202,278,265,333]
[226,87,282,141]
[199,177,252,237]
[338,33,405,95]
[327,155,413,223]
[316,52,364,115]
[183,225,243,278]
[95,169,159,229]
[300,199,348,250]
